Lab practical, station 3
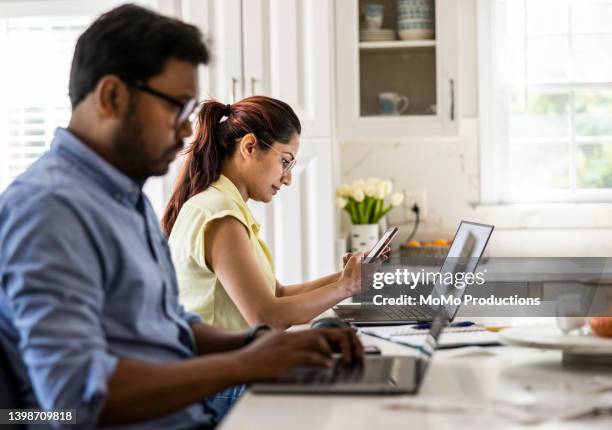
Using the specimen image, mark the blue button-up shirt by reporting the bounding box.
[0,128,213,429]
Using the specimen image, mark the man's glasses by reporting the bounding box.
[127,81,197,127]
[257,138,297,175]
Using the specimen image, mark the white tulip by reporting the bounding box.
[375,186,386,200]
[352,179,366,191]
[352,188,365,202]
[364,184,378,197]
[336,196,348,208]
[390,192,405,207]
[366,177,380,186]
[336,184,350,197]
[383,180,393,196]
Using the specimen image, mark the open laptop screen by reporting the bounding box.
[430,221,494,319]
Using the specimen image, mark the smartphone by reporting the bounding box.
[363,345,382,355]
[363,227,399,263]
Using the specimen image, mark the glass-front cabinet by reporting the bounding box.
[335,0,460,139]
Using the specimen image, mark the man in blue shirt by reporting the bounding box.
[0,5,363,429]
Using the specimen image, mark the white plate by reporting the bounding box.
[399,29,434,40]
[360,31,395,36]
[499,325,612,355]
[360,35,396,41]
[360,34,395,38]
[360,37,396,42]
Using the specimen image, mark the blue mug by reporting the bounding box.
[379,92,409,115]
[365,4,385,29]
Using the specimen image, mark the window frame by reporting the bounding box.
[0,0,170,209]
[478,0,612,205]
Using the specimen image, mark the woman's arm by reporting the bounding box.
[205,216,362,327]
[275,247,391,297]
[276,272,340,297]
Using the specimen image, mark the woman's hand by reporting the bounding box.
[343,246,390,268]
[338,252,364,297]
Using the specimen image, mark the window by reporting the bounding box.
[0,0,159,195]
[0,16,89,190]
[479,0,612,203]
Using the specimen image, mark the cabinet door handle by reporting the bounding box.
[231,77,238,102]
[450,79,455,121]
[251,77,257,95]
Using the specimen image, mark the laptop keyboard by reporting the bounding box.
[377,305,432,320]
[286,360,363,384]
[282,357,395,385]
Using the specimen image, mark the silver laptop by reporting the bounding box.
[333,221,494,325]
[251,305,452,395]
[251,222,491,395]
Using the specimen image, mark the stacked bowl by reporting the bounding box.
[397,0,435,40]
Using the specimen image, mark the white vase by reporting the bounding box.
[350,223,379,253]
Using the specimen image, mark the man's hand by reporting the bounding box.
[235,328,363,381]
[313,328,363,364]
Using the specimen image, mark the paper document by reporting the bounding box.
[360,324,499,349]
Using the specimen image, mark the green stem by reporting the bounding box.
[374,205,393,223]
[364,197,374,223]
[352,203,360,224]
[370,198,378,224]
[359,201,367,224]
[345,200,358,224]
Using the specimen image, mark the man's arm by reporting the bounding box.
[189,322,249,354]
[100,327,362,425]
[1,193,118,425]
[100,353,245,424]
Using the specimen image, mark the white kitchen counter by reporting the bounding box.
[220,328,612,430]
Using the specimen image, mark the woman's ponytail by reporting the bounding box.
[161,100,228,236]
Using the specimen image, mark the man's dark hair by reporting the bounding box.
[68,3,209,107]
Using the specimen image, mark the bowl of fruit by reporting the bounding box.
[400,238,451,264]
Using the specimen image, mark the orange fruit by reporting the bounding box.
[433,239,448,247]
[590,317,612,337]
[406,240,421,247]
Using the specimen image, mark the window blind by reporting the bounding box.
[0,17,88,190]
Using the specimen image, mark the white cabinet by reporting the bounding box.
[182,0,337,283]
[335,0,461,139]
[185,0,332,138]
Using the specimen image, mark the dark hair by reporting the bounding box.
[161,96,301,236]
[69,4,209,107]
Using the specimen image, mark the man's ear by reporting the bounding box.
[94,75,131,119]
[238,133,258,159]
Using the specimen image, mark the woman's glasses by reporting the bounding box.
[256,138,297,175]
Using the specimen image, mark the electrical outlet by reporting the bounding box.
[403,189,427,221]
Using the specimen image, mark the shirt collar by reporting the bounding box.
[211,174,260,234]
[51,127,143,207]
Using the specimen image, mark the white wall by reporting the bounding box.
[338,0,612,257]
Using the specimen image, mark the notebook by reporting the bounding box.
[360,324,500,349]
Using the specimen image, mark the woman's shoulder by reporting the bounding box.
[184,186,243,217]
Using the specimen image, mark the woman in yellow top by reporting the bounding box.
[162,96,366,330]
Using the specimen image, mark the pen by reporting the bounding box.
[411,321,476,330]
[484,326,508,332]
